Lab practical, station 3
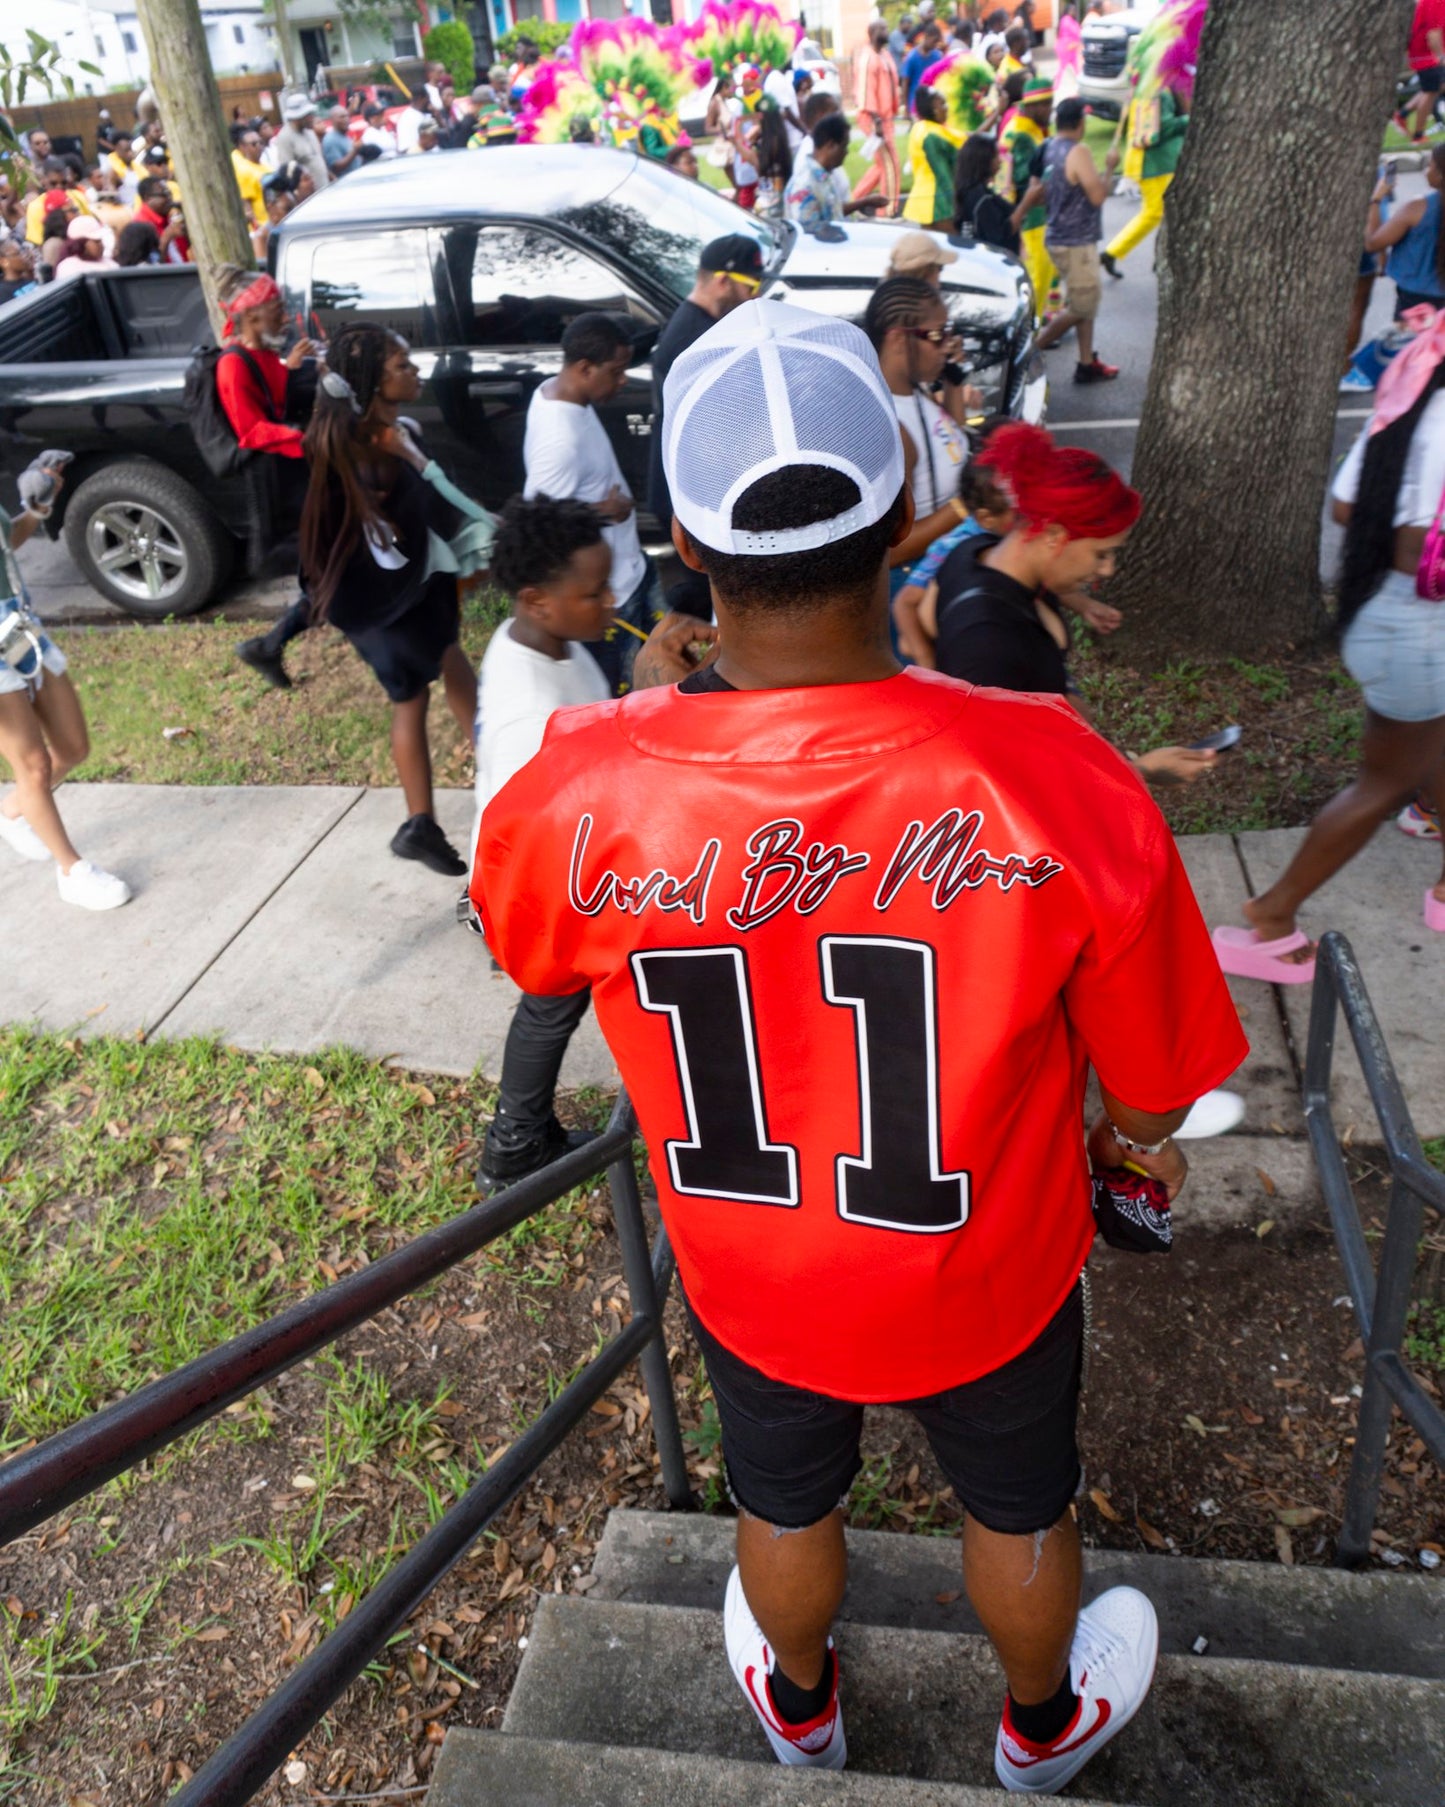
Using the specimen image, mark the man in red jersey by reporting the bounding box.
[473,301,1246,1796]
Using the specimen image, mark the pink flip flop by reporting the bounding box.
[1212,924,1317,985]
[1426,888,1445,933]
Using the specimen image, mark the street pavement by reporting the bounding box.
[3,784,1440,1229]
[15,172,1416,623]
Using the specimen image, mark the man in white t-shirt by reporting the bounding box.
[522,311,661,693]
[394,99,434,153]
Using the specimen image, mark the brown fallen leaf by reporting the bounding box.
[1274,1524,1295,1565]
[1136,1516,1168,1552]
[491,1538,511,1575]
[935,1589,961,1606]
[1089,1488,1123,1523]
[590,1400,621,1417]
[1239,1405,1265,1425]
[1277,1506,1324,1528]
[303,1067,326,1091]
[434,1399,466,1418]
[191,1626,229,1643]
[1256,1169,1277,1197]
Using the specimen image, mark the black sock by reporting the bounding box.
[769,1647,834,1726]
[1008,1670,1079,1746]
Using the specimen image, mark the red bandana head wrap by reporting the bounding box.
[221,271,282,339]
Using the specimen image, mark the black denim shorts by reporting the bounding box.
[687,1284,1083,1537]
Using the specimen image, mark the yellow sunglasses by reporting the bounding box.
[719,269,762,292]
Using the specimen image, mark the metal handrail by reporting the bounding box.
[1302,931,1445,1567]
[0,1092,692,1803]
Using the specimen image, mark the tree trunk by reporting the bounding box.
[136,0,255,341]
[1106,0,1414,662]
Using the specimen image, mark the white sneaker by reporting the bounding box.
[1338,368,1375,393]
[995,1586,1159,1795]
[56,858,132,912]
[0,809,50,863]
[723,1565,846,1770]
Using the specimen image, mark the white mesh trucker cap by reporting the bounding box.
[660,299,907,557]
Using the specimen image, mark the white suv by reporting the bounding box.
[1077,1,1164,119]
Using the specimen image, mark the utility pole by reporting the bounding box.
[136,0,255,340]
[271,0,296,86]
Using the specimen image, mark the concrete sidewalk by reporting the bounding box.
[4,783,1441,1171]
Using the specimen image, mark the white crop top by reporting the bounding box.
[1332,392,1445,528]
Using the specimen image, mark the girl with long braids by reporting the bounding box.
[1214,322,1445,981]
[865,277,979,581]
[300,323,483,876]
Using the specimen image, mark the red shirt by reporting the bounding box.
[474,670,1247,1401]
[215,346,303,458]
[1411,0,1445,68]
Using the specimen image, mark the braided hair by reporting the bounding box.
[1337,362,1445,637]
[299,321,403,620]
[492,494,606,598]
[865,276,949,514]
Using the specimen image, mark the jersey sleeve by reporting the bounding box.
[1063,801,1248,1113]
[471,710,614,997]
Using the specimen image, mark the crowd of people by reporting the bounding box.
[1,7,1444,1800]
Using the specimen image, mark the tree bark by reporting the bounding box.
[1106,0,1415,662]
[136,0,255,341]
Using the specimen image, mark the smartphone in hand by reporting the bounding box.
[1188,724,1242,754]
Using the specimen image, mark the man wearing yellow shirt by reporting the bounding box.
[1003,78,1054,322]
[24,164,92,245]
[230,123,268,227]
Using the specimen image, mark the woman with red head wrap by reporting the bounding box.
[930,422,1216,787]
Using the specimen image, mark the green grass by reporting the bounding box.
[1405,1303,1445,1373]
[57,587,508,789]
[1070,645,1362,837]
[0,1032,499,1452]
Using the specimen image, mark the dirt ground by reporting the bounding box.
[3,1149,1442,1806]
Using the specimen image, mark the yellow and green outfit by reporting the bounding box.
[903,117,961,228]
[1105,90,1188,264]
[1005,114,1052,322]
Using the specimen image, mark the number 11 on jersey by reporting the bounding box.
[631,937,970,1235]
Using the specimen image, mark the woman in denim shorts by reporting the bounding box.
[0,474,131,909]
[1214,330,1445,981]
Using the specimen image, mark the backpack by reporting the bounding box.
[182,344,276,480]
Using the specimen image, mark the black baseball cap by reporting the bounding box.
[701,234,766,281]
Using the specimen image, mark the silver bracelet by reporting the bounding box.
[1106,1118,1173,1156]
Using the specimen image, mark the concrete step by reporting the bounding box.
[427,1731,1124,1807]
[502,1595,1445,1807]
[591,1508,1445,1680]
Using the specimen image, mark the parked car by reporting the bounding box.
[1077,2,1163,120]
[0,146,1042,619]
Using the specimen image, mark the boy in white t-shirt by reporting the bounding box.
[522,311,662,694]
[471,494,614,1193]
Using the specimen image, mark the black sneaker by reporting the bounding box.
[477,1119,600,1198]
[391,814,467,876]
[1101,251,1124,280]
[236,636,293,690]
[1074,355,1121,385]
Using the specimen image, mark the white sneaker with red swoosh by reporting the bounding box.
[994,1586,1159,1795]
[723,1564,846,1769]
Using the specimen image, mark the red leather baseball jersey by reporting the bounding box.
[474,668,1246,1401]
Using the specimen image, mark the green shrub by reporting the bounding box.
[495,21,574,63]
[422,19,476,91]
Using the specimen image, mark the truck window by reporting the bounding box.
[306,232,435,347]
[436,224,658,349]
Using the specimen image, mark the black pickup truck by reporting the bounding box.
[0,147,1042,618]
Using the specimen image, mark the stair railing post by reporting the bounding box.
[1337,1172,1424,1567]
[608,1124,695,1511]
